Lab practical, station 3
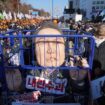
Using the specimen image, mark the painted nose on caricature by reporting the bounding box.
[47,43,53,54]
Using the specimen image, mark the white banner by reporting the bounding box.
[26,75,67,94]
[91,76,105,100]
[75,14,82,22]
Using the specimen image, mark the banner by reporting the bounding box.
[26,75,67,94]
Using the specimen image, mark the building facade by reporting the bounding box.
[68,0,80,10]
[64,0,105,19]
[64,0,81,20]
[80,0,105,19]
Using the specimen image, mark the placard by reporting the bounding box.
[26,75,67,94]
[91,76,105,100]
[75,14,82,22]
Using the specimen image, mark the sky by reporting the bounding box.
[21,0,68,17]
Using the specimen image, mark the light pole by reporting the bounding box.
[52,0,54,20]
[17,0,20,14]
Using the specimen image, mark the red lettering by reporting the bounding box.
[46,81,54,90]
[55,83,64,92]
[37,79,45,89]
[32,78,36,87]
[28,78,32,85]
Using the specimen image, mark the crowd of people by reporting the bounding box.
[0,18,105,105]
[0,18,44,31]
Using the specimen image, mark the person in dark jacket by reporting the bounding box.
[25,21,90,104]
[92,23,105,105]
[92,24,105,79]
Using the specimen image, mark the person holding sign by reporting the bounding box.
[31,22,67,97]
[26,22,89,103]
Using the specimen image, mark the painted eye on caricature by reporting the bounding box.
[36,42,45,46]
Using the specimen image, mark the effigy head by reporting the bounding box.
[35,22,65,67]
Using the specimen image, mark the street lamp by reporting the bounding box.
[17,0,20,14]
[52,0,54,20]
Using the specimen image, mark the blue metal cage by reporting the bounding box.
[0,30,95,105]
[0,30,95,71]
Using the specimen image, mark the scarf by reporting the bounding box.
[94,36,105,47]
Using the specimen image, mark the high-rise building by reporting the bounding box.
[79,0,105,19]
[68,0,80,10]
[64,0,105,19]
[63,0,81,20]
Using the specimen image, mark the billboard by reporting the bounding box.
[32,11,38,16]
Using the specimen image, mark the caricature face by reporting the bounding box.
[35,28,65,67]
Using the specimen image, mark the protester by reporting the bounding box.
[24,21,89,103]
[0,17,103,104]
[92,24,105,79]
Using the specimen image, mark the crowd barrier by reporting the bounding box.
[0,30,95,105]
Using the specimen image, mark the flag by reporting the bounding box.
[2,11,8,19]
[13,12,17,20]
[0,12,4,19]
[99,9,105,16]
[8,11,12,20]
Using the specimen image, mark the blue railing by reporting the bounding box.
[0,30,95,71]
[0,30,95,105]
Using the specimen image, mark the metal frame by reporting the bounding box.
[0,30,95,105]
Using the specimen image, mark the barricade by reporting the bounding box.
[0,30,95,105]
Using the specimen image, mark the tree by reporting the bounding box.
[0,0,50,16]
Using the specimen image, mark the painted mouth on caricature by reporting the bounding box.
[46,57,58,62]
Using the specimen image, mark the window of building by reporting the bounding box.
[76,0,78,5]
[92,6,96,12]
[97,1,100,4]
[92,6,95,10]
[69,1,73,9]
[93,1,96,4]
[96,6,99,9]
[101,1,104,4]
[100,6,104,9]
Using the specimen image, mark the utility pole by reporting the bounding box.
[52,0,54,20]
[17,0,20,13]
